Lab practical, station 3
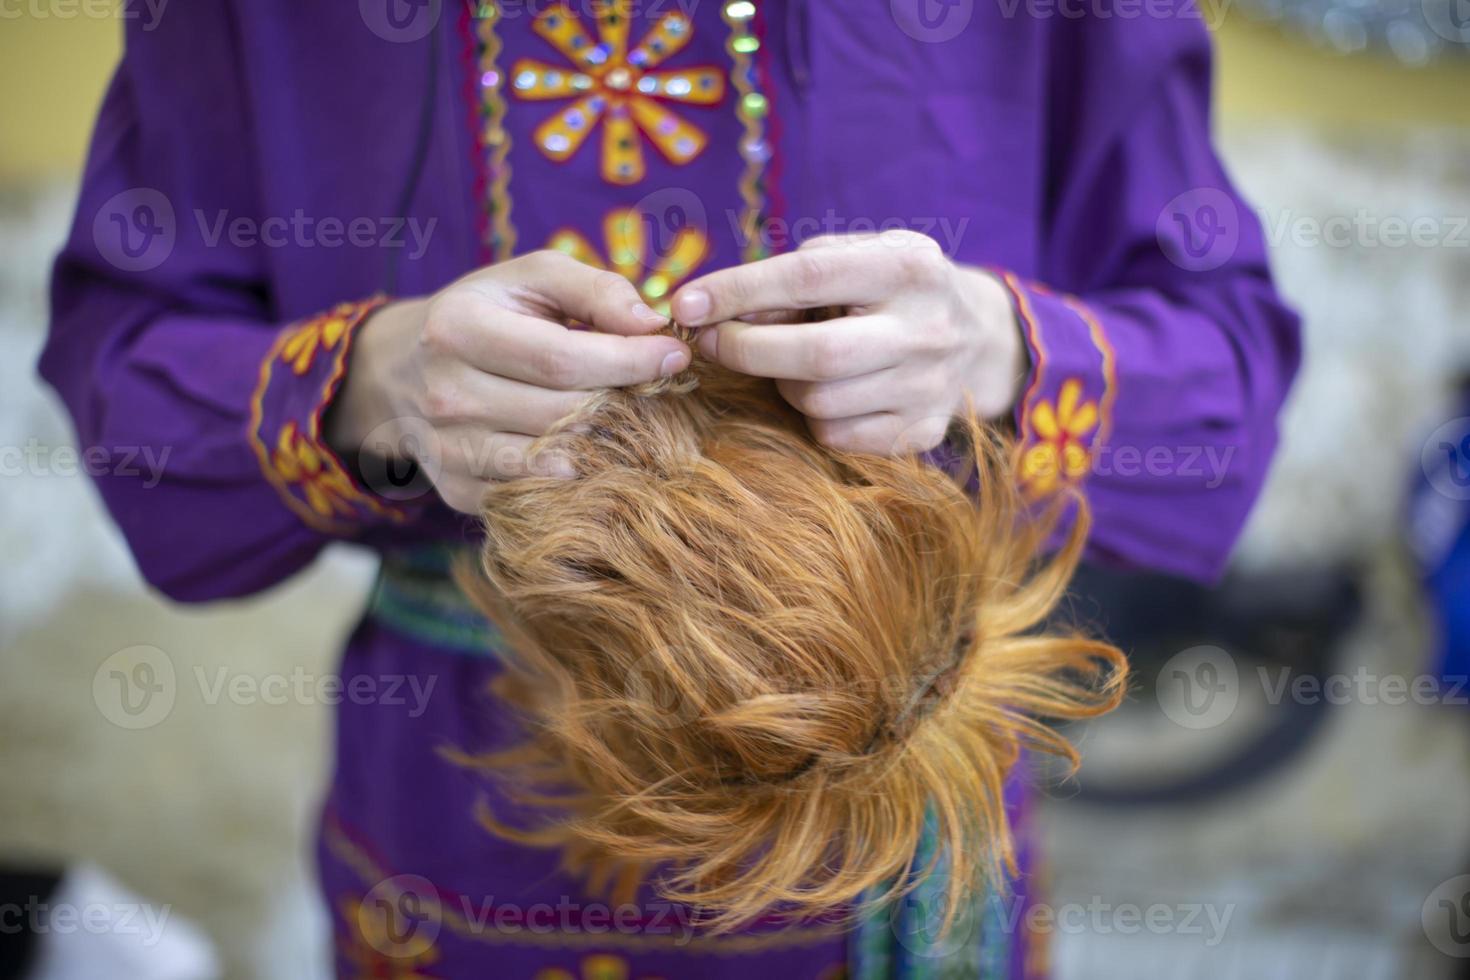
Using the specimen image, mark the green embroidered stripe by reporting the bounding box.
[367,546,504,655]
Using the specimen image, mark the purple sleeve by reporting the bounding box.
[39,8,424,603]
[999,23,1301,583]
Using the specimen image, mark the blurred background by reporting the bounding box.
[3,5,1470,979]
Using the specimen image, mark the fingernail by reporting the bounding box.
[660,351,689,378]
[632,302,667,327]
[675,289,710,325]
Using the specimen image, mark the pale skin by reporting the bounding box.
[327,230,1027,516]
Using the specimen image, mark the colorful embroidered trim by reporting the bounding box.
[1059,293,1118,449]
[471,3,518,262]
[722,0,774,261]
[247,298,409,534]
[508,1,725,185]
[1000,273,1112,499]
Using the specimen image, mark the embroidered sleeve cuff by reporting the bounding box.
[248,298,413,535]
[998,272,1118,500]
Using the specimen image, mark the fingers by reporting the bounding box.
[695,314,904,381]
[420,369,593,435]
[510,250,670,336]
[805,412,952,456]
[776,369,908,421]
[426,294,690,390]
[670,234,949,326]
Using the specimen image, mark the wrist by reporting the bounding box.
[954,265,1028,422]
[325,297,427,454]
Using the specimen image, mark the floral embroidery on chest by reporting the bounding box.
[510,2,726,185]
[467,0,776,267]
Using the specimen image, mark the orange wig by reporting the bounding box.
[455,345,1126,933]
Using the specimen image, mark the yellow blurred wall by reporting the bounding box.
[1214,15,1470,129]
[1,9,1469,184]
[0,13,120,183]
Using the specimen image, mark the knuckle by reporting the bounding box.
[592,269,629,301]
[532,343,583,389]
[524,248,568,273]
[789,252,828,306]
[422,382,462,422]
[421,296,466,353]
[897,239,948,286]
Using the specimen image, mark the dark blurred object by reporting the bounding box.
[1405,373,1470,690]
[0,867,63,980]
[1050,562,1362,805]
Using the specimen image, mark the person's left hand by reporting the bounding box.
[668,231,1028,455]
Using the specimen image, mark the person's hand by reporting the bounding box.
[669,231,1027,455]
[327,252,690,514]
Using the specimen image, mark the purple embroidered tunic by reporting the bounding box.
[41,2,1299,976]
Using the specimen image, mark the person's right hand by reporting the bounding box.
[326,251,691,514]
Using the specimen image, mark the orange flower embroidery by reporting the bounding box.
[534,953,663,980]
[548,207,709,315]
[1020,378,1099,496]
[271,421,361,518]
[339,895,440,980]
[510,1,725,184]
[280,305,355,375]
